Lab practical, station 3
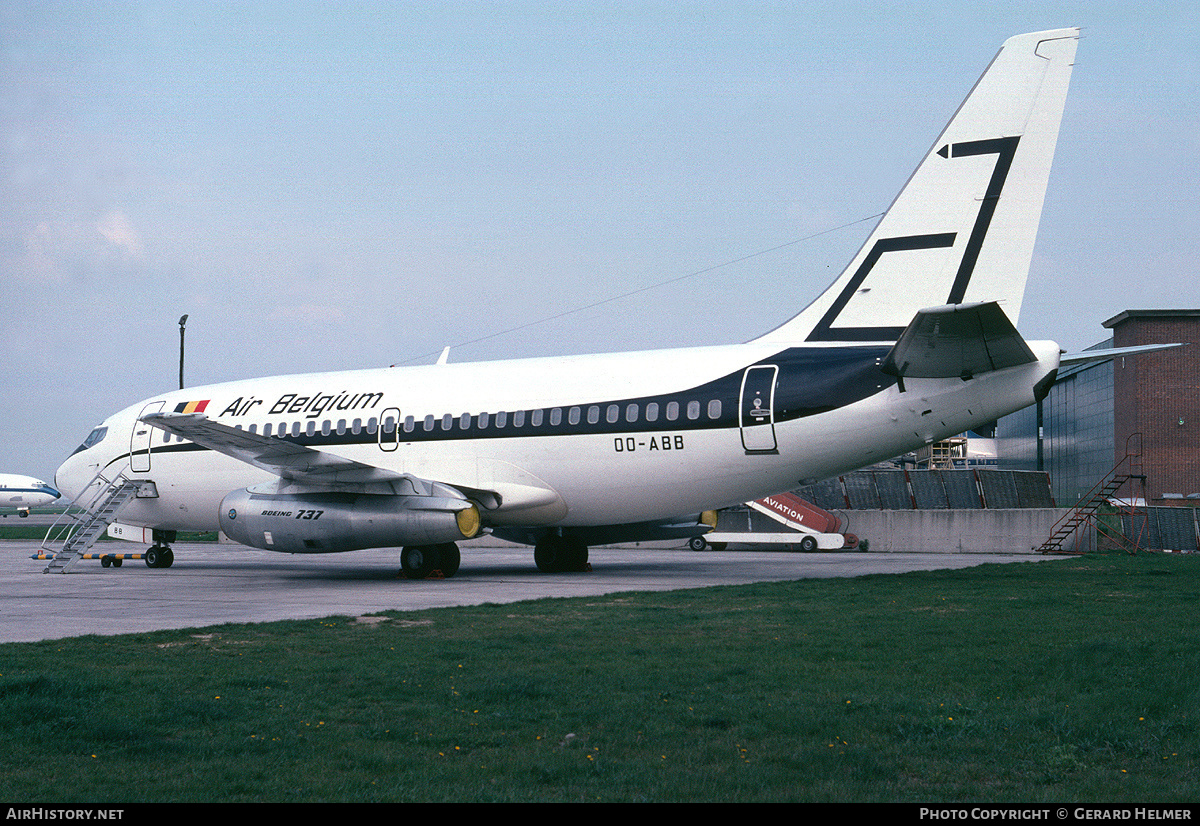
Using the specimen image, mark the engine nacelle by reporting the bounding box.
[219,489,480,553]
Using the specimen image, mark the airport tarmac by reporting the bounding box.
[1,540,1056,644]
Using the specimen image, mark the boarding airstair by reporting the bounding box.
[1038,434,1148,555]
[39,466,143,573]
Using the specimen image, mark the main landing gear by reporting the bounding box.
[400,542,461,579]
[533,535,589,573]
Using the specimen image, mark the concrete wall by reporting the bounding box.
[836,508,1078,554]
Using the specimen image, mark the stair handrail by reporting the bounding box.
[39,463,132,554]
[1040,434,1145,554]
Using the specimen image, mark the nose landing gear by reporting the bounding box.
[144,544,174,568]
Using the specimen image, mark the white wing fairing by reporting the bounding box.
[53,29,1079,576]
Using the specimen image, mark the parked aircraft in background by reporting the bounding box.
[55,29,1081,577]
[1,474,61,517]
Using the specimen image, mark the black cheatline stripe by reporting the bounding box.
[136,346,895,455]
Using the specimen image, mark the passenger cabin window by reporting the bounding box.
[708,400,722,419]
[687,401,700,420]
[645,403,659,422]
[568,407,580,425]
[666,402,679,421]
[626,404,638,422]
[550,408,562,426]
[496,411,507,428]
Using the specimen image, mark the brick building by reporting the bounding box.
[998,309,1200,507]
[1108,310,1200,504]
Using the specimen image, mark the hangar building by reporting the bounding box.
[997,309,1200,508]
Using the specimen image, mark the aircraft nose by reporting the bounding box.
[54,455,88,502]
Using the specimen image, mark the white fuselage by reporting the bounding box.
[54,338,1060,539]
[0,473,61,515]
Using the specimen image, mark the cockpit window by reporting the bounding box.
[72,426,108,455]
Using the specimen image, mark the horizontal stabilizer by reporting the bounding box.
[1059,342,1184,365]
[881,301,1036,380]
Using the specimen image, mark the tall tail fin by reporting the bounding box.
[756,28,1079,345]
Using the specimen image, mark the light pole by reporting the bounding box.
[178,314,188,389]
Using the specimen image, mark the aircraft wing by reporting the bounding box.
[881,301,1036,381]
[140,412,458,498]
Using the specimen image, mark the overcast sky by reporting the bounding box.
[3,1,1197,484]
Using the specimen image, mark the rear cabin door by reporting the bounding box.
[739,365,779,454]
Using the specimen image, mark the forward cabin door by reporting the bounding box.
[130,401,165,472]
[739,365,779,454]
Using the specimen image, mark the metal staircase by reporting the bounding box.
[1038,434,1148,555]
[40,467,143,573]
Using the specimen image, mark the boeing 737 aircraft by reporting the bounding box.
[55,29,1081,577]
[1,474,61,517]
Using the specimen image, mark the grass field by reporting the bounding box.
[2,553,1197,803]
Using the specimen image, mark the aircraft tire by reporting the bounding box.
[400,545,440,579]
[533,538,560,573]
[535,536,588,573]
[564,538,588,572]
[145,546,175,568]
[436,542,460,578]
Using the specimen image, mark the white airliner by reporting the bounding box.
[1,474,61,517]
[55,29,1081,576]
